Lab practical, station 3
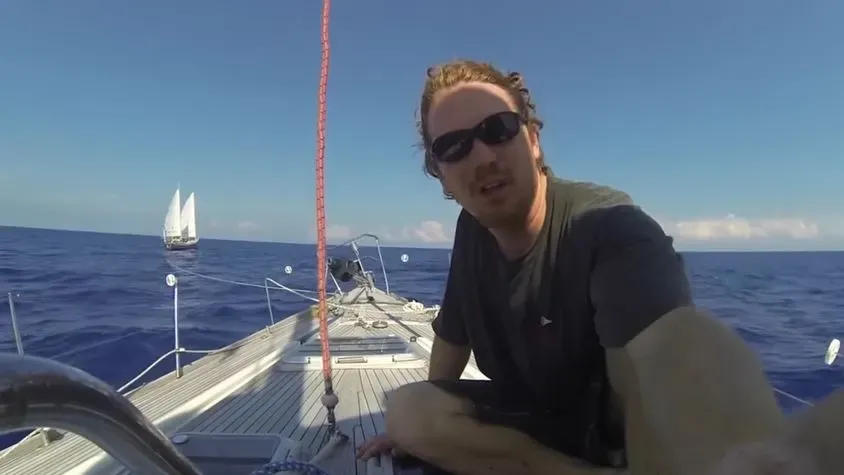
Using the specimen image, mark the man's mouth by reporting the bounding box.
[479,180,507,196]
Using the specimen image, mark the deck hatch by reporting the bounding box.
[300,335,409,356]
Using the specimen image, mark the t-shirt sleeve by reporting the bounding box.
[588,205,693,348]
[431,265,470,345]
[431,212,470,346]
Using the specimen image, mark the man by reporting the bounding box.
[357,60,841,475]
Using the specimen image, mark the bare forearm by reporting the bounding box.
[782,389,844,473]
[428,336,471,380]
[619,306,785,474]
[420,413,611,475]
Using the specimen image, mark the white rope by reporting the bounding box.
[402,301,440,315]
[166,262,437,316]
[118,348,221,394]
[52,329,149,361]
[167,262,317,294]
[772,388,813,407]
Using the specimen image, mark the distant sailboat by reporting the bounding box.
[162,188,199,251]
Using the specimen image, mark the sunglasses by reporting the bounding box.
[430,111,524,164]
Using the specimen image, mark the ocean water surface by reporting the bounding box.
[1,226,843,449]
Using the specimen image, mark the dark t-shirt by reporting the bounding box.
[432,178,692,452]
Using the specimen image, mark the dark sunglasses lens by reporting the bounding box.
[431,131,472,163]
[430,112,520,163]
[478,112,521,145]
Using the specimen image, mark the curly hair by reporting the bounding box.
[416,60,548,199]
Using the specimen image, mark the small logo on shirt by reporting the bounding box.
[539,316,552,326]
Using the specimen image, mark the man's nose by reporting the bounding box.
[466,139,497,166]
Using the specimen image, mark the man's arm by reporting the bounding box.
[429,221,472,381]
[589,205,785,475]
[429,274,471,380]
[429,336,471,380]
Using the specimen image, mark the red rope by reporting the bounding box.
[315,0,333,385]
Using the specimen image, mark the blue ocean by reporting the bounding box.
[1,226,843,450]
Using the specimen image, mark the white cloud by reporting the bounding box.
[236,220,261,233]
[660,214,820,241]
[402,220,452,244]
[326,224,353,240]
[307,224,354,242]
[361,221,454,245]
[377,226,397,242]
[342,214,839,249]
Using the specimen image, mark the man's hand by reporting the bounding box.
[356,433,406,460]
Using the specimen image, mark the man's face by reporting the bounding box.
[427,82,541,229]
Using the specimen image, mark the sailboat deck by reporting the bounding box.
[0,288,481,475]
[175,366,429,475]
[166,300,486,475]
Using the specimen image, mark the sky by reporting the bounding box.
[1,1,842,250]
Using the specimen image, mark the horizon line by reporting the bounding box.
[3,224,844,253]
[0,224,452,250]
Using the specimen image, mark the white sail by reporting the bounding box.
[180,192,198,240]
[163,189,182,239]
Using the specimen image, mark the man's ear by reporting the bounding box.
[440,180,456,200]
[527,123,541,161]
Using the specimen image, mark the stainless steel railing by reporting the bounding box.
[6,293,23,355]
[0,352,201,474]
